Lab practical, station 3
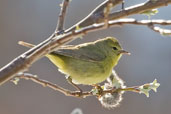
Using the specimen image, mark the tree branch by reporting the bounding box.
[14,73,140,98]
[65,0,123,32]
[65,0,171,32]
[108,0,171,21]
[56,0,70,35]
[148,24,171,36]
[109,18,171,26]
[14,72,160,99]
[0,0,171,86]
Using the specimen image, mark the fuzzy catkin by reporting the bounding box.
[99,70,125,108]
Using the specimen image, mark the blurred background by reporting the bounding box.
[0,0,171,114]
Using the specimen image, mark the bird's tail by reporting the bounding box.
[18,41,65,69]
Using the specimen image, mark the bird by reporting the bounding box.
[19,37,130,86]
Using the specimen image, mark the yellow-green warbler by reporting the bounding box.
[19,37,130,85]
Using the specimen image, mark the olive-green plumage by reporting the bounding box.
[45,37,129,85]
[19,37,129,85]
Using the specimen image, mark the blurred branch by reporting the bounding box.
[148,24,171,36]
[109,18,171,26]
[0,0,171,86]
[108,0,171,22]
[56,0,70,35]
[109,18,171,36]
[103,0,111,28]
[18,19,171,47]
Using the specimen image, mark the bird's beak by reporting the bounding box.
[119,50,131,55]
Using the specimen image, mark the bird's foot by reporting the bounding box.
[66,76,83,93]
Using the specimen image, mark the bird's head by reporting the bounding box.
[97,37,130,65]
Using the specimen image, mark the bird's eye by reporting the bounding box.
[113,47,117,50]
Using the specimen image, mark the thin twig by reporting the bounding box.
[108,18,171,26]
[15,73,140,98]
[103,0,112,28]
[56,0,70,35]
[148,24,171,36]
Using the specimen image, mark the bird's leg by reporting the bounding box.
[66,76,83,93]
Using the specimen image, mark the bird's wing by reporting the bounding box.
[51,44,106,62]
